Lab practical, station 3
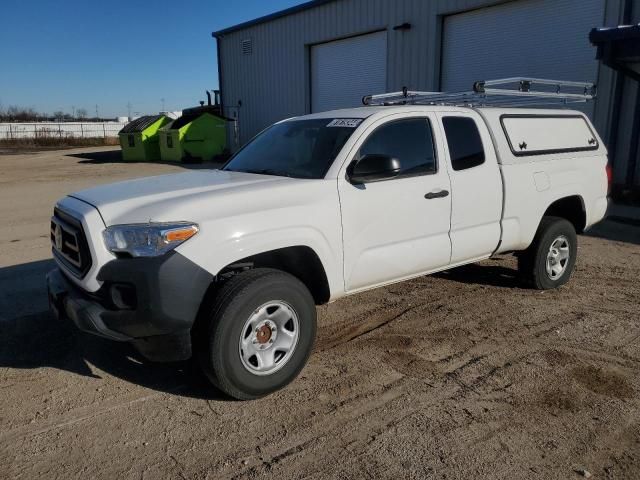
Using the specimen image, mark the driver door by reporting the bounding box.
[338,114,452,292]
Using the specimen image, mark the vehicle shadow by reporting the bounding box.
[433,262,525,289]
[436,220,640,289]
[585,219,640,246]
[66,149,227,169]
[0,260,227,400]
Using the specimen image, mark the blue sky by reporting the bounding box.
[0,0,305,118]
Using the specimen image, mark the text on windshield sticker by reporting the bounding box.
[327,119,363,128]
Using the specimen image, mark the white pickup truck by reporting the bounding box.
[47,84,609,400]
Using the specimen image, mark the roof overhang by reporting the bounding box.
[212,0,337,38]
[590,24,640,81]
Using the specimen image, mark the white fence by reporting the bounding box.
[0,122,128,140]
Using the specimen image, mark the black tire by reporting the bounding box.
[197,268,316,400]
[518,216,578,290]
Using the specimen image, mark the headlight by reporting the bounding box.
[103,222,199,258]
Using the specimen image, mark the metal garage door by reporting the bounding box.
[441,0,604,116]
[311,31,387,112]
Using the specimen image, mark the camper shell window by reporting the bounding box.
[500,115,599,157]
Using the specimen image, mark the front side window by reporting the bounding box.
[442,117,485,171]
[358,118,437,177]
[223,119,358,179]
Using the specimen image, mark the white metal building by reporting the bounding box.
[213,0,640,196]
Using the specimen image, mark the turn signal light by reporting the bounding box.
[163,226,199,243]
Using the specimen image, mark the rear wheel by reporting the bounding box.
[198,268,316,400]
[518,216,577,290]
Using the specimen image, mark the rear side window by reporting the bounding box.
[358,118,437,177]
[442,117,485,171]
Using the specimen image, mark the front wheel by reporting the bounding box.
[198,268,317,400]
[518,216,578,290]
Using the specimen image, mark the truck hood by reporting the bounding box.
[70,169,300,226]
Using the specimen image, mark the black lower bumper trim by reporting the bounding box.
[47,268,131,342]
[47,251,213,362]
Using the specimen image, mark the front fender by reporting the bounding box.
[176,224,344,300]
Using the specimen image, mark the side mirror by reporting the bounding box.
[349,154,402,184]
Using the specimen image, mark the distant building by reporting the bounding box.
[213,0,640,197]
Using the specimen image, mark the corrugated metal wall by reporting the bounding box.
[217,0,522,145]
[216,0,636,189]
[440,0,605,119]
[607,0,640,192]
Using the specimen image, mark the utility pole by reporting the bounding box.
[95,104,99,119]
[71,105,76,119]
[127,102,132,119]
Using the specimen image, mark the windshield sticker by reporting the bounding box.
[327,119,363,128]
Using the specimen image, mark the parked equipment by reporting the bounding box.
[119,115,171,161]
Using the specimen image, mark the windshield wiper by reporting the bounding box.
[240,168,295,178]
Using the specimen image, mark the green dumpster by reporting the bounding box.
[159,109,230,163]
[119,115,171,161]
[159,126,183,162]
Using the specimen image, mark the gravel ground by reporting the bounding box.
[1,147,639,479]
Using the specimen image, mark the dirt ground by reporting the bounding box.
[1,147,639,479]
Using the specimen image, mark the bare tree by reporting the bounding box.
[53,111,65,122]
[2,106,37,121]
[76,108,88,120]
[0,105,47,121]
[26,107,38,121]
[7,106,19,120]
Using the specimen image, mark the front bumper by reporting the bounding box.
[47,251,213,362]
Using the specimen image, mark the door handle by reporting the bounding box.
[424,190,449,200]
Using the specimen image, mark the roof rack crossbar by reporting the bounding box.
[362,77,596,108]
[479,77,594,89]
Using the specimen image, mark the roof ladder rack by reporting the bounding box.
[362,77,597,108]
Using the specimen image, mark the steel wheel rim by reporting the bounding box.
[545,235,570,280]
[238,301,300,376]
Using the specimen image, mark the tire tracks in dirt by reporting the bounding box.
[211,296,596,478]
[0,384,187,445]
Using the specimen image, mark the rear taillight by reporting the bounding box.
[606,164,613,194]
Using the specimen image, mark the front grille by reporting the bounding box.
[51,208,92,277]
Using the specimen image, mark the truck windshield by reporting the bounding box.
[223,119,358,179]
